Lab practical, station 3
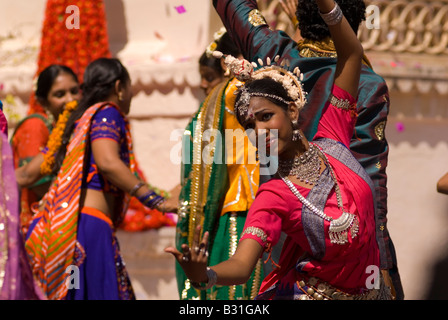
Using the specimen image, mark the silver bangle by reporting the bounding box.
[129,181,145,197]
[205,267,217,289]
[319,2,343,26]
[191,267,217,290]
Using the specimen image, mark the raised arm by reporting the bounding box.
[316,0,363,97]
[15,153,45,188]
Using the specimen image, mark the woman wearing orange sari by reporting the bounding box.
[11,65,80,234]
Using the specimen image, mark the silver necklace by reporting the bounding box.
[280,143,359,245]
[278,144,321,185]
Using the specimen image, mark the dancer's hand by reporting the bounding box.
[279,0,302,41]
[165,225,210,283]
[279,0,298,23]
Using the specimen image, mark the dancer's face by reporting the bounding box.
[44,73,80,119]
[241,97,297,159]
[199,65,223,95]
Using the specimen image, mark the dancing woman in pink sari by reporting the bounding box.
[166,0,392,300]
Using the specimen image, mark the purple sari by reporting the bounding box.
[0,131,44,300]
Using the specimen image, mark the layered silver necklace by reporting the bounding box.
[278,144,321,185]
[279,143,359,245]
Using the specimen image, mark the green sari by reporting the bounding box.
[175,79,263,300]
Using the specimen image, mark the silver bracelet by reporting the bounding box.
[205,267,217,289]
[319,2,343,26]
[129,181,145,197]
[191,267,217,290]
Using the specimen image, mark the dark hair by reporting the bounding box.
[297,0,366,41]
[199,51,221,72]
[235,78,292,125]
[35,65,78,102]
[52,58,130,175]
[200,31,242,74]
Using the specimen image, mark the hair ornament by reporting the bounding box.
[214,51,307,118]
[205,27,227,58]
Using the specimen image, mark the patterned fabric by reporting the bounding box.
[10,113,54,235]
[25,102,136,300]
[0,131,45,300]
[213,0,403,300]
[84,107,128,195]
[176,78,263,300]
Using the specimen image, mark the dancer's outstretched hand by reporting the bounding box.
[165,225,210,283]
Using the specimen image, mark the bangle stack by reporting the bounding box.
[137,190,165,209]
[319,1,343,26]
[191,267,218,290]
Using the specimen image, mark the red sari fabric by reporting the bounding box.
[240,86,379,296]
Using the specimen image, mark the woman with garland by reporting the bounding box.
[11,65,81,235]
[16,58,176,300]
[175,30,263,300]
[166,0,392,300]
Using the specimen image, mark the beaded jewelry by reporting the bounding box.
[278,144,321,185]
[280,143,359,245]
[291,120,302,142]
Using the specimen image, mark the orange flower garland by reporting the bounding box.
[40,100,78,175]
[29,0,111,115]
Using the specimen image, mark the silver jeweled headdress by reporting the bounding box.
[213,51,307,118]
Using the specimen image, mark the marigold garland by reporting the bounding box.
[40,100,78,175]
[29,0,111,115]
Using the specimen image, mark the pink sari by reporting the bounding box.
[240,86,384,299]
[0,131,45,299]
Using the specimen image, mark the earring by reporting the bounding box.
[291,120,301,142]
[118,93,124,102]
[223,68,230,77]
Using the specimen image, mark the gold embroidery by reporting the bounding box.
[228,213,238,300]
[329,94,356,111]
[297,38,373,69]
[188,82,227,246]
[248,9,268,27]
[250,260,263,300]
[374,121,386,141]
